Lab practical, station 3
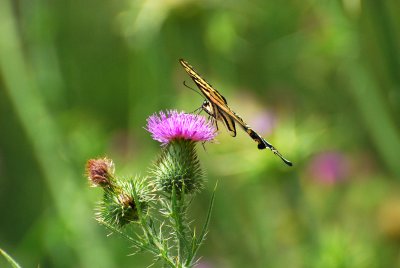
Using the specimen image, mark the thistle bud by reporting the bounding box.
[96,177,153,228]
[85,158,114,187]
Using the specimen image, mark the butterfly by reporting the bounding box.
[179,59,293,166]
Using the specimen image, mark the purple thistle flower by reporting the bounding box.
[146,110,217,145]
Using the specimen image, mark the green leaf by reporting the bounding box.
[186,182,217,266]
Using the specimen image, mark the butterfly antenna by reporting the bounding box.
[190,106,203,114]
[183,81,204,99]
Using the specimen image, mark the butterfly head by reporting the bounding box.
[202,100,215,117]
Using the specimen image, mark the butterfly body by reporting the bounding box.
[179,59,293,166]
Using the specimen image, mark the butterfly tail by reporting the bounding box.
[246,128,293,166]
[259,137,293,166]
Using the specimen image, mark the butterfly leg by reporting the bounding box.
[201,141,208,152]
[190,106,203,115]
[209,115,218,131]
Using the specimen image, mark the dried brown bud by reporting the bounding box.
[86,158,114,187]
[118,193,136,209]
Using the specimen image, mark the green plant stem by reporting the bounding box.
[343,63,400,178]
[0,1,114,266]
[170,185,189,264]
[131,182,177,267]
[99,220,151,252]
[0,248,22,268]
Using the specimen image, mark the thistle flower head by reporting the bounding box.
[146,110,217,145]
[146,110,214,195]
[86,158,115,187]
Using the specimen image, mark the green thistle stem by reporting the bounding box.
[171,185,189,261]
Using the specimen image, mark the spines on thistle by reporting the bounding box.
[86,158,153,228]
[96,176,153,228]
[152,139,204,195]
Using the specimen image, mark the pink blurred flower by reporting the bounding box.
[309,151,349,184]
[251,110,276,135]
[146,110,217,145]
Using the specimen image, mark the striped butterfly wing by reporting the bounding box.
[206,102,237,137]
[180,59,228,107]
[212,98,293,166]
[180,59,237,137]
[179,59,293,166]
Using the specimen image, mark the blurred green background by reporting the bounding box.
[1,0,400,267]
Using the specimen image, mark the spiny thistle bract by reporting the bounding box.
[96,176,153,228]
[152,139,204,195]
[86,158,153,228]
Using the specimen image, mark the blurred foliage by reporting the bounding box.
[1,0,400,267]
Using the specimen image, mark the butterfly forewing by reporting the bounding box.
[179,59,228,106]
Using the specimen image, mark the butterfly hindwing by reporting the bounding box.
[202,100,237,137]
[214,107,237,137]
